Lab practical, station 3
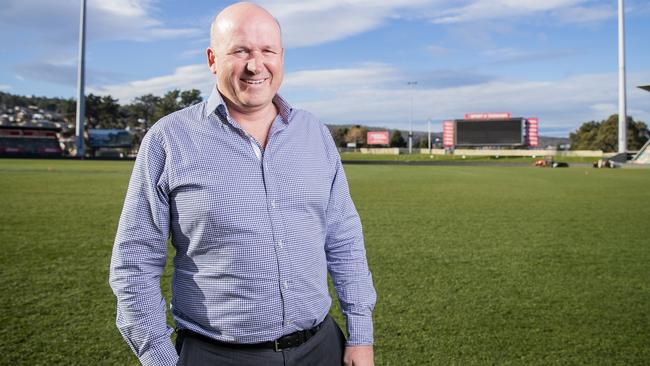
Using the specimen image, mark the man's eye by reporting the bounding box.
[234,49,248,55]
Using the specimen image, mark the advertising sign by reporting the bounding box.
[526,117,539,147]
[367,131,389,145]
[442,120,455,147]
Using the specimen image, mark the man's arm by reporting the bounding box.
[320,126,377,364]
[109,130,178,366]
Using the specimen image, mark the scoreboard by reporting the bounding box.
[443,113,539,148]
[455,118,523,146]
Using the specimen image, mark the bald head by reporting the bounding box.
[210,2,282,50]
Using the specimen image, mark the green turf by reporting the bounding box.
[1,159,648,365]
[339,152,600,164]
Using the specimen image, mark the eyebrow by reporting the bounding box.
[228,44,281,51]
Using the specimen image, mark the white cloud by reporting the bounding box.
[257,0,617,47]
[426,44,453,56]
[589,102,617,116]
[480,47,577,64]
[0,84,11,91]
[89,64,214,103]
[283,64,402,91]
[93,0,149,18]
[553,5,615,23]
[0,0,200,43]
[429,0,601,24]
[259,0,433,47]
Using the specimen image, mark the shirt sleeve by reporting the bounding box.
[109,129,178,365]
[320,125,377,346]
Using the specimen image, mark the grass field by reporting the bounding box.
[339,152,600,164]
[1,159,649,365]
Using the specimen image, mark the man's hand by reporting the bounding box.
[343,345,374,366]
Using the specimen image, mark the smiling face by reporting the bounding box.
[207,4,284,115]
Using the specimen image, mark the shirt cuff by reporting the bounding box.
[139,339,179,366]
[345,313,374,346]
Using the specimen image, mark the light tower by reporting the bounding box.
[407,81,417,154]
[75,0,87,158]
[618,0,627,153]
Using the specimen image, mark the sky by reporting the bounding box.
[1,0,649,136]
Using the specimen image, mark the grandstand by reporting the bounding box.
[0,126,63,157]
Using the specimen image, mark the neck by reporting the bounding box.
[227,100,278,126]
[223,98,278,148]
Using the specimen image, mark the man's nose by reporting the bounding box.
[246,54,263,74]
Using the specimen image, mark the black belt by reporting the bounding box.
[178,316,327,352]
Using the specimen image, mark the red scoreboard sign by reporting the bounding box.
[526,117,539,147]
[367,131,389,145]
[442,120,455,147]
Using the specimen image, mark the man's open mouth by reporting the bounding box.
[242,78,268,85]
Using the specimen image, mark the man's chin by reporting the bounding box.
[237,96,274,110]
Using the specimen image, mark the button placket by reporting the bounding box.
[262,152,292,329]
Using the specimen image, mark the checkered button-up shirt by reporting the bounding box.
[109,88,376,366]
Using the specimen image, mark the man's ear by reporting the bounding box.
[207,47,217,75]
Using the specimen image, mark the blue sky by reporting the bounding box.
[1,0,649,136]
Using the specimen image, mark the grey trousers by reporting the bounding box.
[176,316,346,366]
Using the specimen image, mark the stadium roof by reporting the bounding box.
[638,85,650,92]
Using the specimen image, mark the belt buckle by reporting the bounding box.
[274,339,281,352]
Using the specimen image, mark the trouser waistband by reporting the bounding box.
[178,316,329,352]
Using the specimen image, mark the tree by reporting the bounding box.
[344,125,368,146]
[569,121,599,150]
[418,135,429,148]
[390,130,406,147]
[132,94,160,130]
[155,90,181,121]
[570,114,649,152]
[84,94,121,129]
[180,89,203,108]
[328,126,348,147]
[62,98,77,125]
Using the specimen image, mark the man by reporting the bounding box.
[109,2,376,365]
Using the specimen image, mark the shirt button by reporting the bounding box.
[270,200,276,208]
[283,281,289,289]
[277,240,284,248]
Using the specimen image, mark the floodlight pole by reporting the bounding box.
[618,0,627,153]
[427,118,432,154]
[75,0,87,158]
[407,81,417,154]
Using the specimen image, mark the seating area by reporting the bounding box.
[0,126,63,157]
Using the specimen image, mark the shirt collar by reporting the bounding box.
[204,86,293,124]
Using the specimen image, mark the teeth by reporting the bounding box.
[244,79,265,85]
